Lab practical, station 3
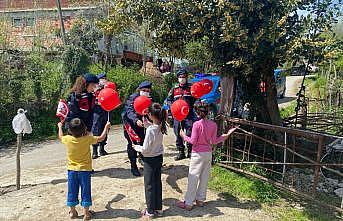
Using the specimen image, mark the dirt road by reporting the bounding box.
[277,76,304,109]
[0,127,272,221]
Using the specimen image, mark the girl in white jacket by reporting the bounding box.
[134,103,167,218]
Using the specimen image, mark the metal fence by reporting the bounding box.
[215,117,343,210]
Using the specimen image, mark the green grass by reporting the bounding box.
[209,166,280,203]
[280,100,297,119]
[209,166,341,221]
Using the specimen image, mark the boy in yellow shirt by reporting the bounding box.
[58,118,110,220]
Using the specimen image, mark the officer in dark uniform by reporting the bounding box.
[65,73,99,132]
[167,69,196,160]
[122,81,152,176]
[91,73,109,159]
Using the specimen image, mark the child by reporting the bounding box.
[176,102,237,210]
[65,74,99,132]
[133,103,167,218]
[58,118,110,220]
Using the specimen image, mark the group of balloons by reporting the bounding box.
[133,78,214,122]
[171,79,214,121]
[57,78,214,123]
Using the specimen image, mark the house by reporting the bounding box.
[0,0,154,66]
[0,0,99,50]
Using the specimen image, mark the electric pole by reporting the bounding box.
[56,0,66,44]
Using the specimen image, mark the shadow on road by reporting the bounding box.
[277,96,296,105]
[162,164,189,193]
[162,192,261,218]
[92,167,141,179]
[93,194,141,219]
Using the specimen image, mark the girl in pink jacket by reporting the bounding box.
[176,102,237,210]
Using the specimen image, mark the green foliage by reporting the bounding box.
[110,0,341,125]
[0,51,64,145]
[209,166,280,203]
[184,37,212,72]
[280,101,297,119]
[63,18,101,83]
[63,46,91,83]
[66,18,102,56]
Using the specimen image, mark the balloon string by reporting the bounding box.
[107,112,110,122]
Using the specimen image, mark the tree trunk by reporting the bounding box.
[219,75,235,116]
[265,74,282,126]
[16,133,22,190]
[104,34,113,71]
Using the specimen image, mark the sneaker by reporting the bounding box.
[92,153,99,159]
[176,200,193,211]
[175,152,186,161]
[99,150,108,156]
[154,210,163,217]
[195,200,205,207]
[131,166,141,177]
[141,209,154,219]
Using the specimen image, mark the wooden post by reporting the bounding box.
[312,136,324,193]
[16,133,22,190]
[282,132,287,183]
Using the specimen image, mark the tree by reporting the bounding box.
[185,37,213,73]
[63,18,101,83]
[106,0,341,125]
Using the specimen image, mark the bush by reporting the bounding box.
[0,51,64,145]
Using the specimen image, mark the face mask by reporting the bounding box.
[178,78,187,85]
[140,91,150,97]
[99,79,107,87]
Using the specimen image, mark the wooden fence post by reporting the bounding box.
[16,133,22,190]
[312,136,324,193]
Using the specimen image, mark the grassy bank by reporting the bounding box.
[209,166,340,221]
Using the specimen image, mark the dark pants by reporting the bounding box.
[124,128,144,166]
[67,170,92,208]
[173,117,194,153]
[92,112,107,152]
[143,155,163,214]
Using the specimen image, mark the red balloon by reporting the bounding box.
[199,79,213,94]
[171,99,189,121]
[104,82,116,90]
[98,88,121,111]
[191,82,206,99]
[134,96,152,115]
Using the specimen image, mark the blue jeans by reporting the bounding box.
[67,170,92,207]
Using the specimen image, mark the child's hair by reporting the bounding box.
[195,102,209,119]
[68,118,87,138]
[71,76,87,95]
[148,103,167,135]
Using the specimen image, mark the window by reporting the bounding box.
[27,18,35,27]
[13,18,23,27]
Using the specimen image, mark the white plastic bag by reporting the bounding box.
[12,108,32,135]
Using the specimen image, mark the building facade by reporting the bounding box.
[0,0,99,50]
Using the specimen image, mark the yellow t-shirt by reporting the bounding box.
[61,135,98,171]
